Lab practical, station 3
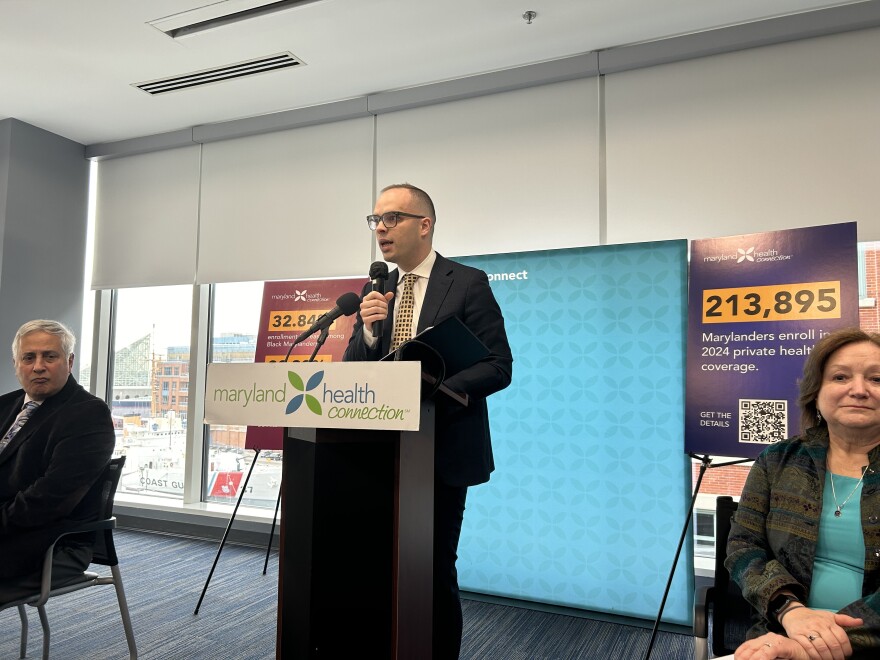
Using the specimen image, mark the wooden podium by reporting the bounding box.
[276,378,466,659]
[202,356,466,659]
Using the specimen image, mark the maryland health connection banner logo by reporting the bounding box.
[204,362,421,431]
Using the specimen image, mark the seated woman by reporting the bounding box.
[727,327,880,660]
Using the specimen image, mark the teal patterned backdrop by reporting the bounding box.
[455,240,692,625]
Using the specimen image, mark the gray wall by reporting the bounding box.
[0,118,89,392]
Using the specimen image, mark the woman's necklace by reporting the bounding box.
[829,465,868,517]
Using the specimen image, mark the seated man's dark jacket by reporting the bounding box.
[0,375,115,576]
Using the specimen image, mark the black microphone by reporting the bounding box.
[369,261,389,339]
[284,292,361,360]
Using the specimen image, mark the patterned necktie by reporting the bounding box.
[390,273,419,351]
[0,401,39,453]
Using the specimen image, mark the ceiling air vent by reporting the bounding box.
[134,52,303,95]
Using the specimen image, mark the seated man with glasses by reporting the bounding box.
[345,183,513,660]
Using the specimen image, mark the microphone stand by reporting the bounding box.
[283,332,306,362]
[283,314,331,361]
[307,327,330,362]
[642,452,752,660]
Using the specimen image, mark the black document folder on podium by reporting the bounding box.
[381,315,490,378]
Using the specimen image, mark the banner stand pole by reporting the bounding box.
[194,447,262,615]
[643,453,751,660]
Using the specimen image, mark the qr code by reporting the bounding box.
[739,399,787,444]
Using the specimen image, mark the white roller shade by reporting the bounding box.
[93,146,201,289]
[197,117,375,283]
[605,28,880,244]
[376,78,600,257]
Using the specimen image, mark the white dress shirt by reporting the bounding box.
[363,250,436,349]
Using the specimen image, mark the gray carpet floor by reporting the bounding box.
[1,529,694,659]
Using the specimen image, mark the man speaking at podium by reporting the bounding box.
[344,183,513,659]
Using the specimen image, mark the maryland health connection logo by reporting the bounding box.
[286,370,323,415]
[736,247,755,263]
[702,244,793,264]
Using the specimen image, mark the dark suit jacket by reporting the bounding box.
[0,375,115,575]
[344,253,513,487]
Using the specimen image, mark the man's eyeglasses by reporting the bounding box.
[366,211,423,231]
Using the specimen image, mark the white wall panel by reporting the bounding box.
[93,146,200,289]
[376,78,600,257]
[198,117,375,283]
[606,28,880,244]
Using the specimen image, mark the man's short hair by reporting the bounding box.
[12,320,77,362]
[381,183,436,222]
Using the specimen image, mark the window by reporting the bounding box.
[694,510,716,558]
[109,285,193,501]
[205,281,278,507]
[859,243,868,299]
[858,241,879,313]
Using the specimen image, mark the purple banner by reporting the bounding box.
[685,222,859,457]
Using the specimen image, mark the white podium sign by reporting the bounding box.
[205,362,422,431]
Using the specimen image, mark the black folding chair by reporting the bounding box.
[694,496,755,659]
[0,456,137,659]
